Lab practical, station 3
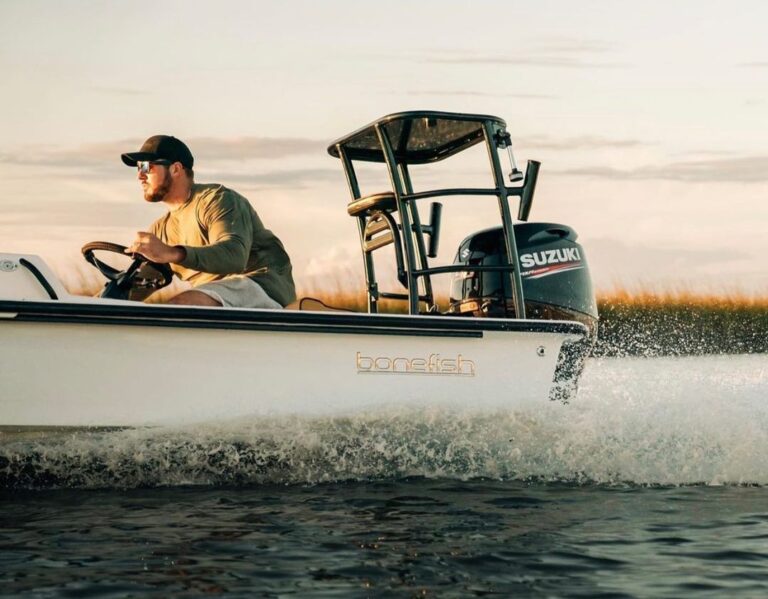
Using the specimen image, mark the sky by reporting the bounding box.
[1,0,766,297]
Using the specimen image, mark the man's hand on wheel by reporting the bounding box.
[126,232,186,264]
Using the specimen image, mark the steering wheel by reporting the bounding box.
[82,241,174,300]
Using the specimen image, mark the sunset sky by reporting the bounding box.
[1,0,766,296]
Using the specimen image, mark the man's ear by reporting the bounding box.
[171,162,184,177]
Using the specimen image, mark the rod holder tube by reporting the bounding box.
[427,202,443,258]
[518,160,540,222]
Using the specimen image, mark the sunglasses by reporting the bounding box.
[136,160,172,175]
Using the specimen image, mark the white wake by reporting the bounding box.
[1,355,766,489]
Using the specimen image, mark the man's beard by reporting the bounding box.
[144,171,172,203]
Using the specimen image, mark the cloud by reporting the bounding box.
[405,90,557,100]
[187,137,329,160]
[0,198,149,228]
[583,237,757,292]
[0,136,330,170]
[206,168,341,188]
[424,55,623,68]
[672,150,736,158]
[417,38,624,69]
[89,86,149,96]
[556,155,768,183]
[531,40,615,54]
[520,135,648,150]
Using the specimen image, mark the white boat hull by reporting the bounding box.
[0,254,590,430]
[0,311,584,428]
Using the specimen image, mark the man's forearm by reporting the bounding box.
[177,240,249,274]
[128,232,189,264]
[170,245,187,264]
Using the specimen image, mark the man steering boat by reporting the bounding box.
[121,135,296,308]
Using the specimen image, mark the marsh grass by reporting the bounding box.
[57,262,767,356]
[594,290,768,357]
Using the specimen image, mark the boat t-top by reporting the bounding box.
[0,111,598,433]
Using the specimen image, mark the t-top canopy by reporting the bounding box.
[328,110,507,164]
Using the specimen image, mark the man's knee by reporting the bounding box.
[167,290,222,306]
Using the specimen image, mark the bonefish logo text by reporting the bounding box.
[519,248,584,279]
[356,352,476,377]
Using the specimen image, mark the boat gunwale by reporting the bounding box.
[0,300,589,338]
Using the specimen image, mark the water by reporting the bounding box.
[2,354,767,596]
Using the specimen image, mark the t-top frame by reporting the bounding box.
[328,110,540,318]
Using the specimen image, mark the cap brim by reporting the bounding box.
[121,152,159,167]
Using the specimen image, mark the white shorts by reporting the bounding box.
[194,276,282,309]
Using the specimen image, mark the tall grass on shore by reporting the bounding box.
[594,290,768,357]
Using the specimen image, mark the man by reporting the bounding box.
[121,135,296,308]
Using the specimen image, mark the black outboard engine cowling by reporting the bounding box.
[449,222,598,340]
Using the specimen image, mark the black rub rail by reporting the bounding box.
[0,300,588,339]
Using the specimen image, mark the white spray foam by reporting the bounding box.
[1,354,766,489]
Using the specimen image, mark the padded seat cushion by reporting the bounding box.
[347,192,397,217]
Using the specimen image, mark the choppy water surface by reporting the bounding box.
[1,354,767,596]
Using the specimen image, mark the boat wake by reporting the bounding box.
[1,355,765,490]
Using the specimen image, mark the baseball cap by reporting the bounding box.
[121,135,194,169]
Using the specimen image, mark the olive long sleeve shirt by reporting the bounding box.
[150,183,296,306]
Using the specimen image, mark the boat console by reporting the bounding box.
[329,111,597,338]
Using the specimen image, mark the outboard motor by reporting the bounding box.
[449,222,598,340]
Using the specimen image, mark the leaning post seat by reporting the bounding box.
[347,191,408,292]
[347,192,397,217]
